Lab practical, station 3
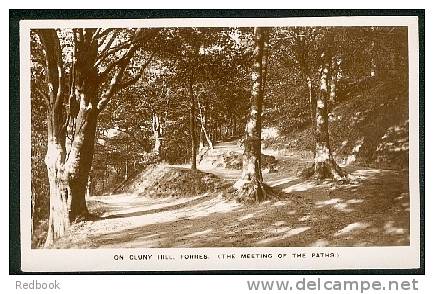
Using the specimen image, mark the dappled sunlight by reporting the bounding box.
[349,169,382,180]
[256,227,311,245]
[333,202,354,213]
[268,226,293,234]
[272,201,289,207]
[89,194,242,239]
[283,181,333,193]
[377,122,409,155]
[183,195,242,219]
[184,228,214,238]
[316,198,341,207]
[394,192,408,200]
[316,197,365,213]
[238,213,255,221]
[341,138,364,166]
[52,138,410,249]
[95,194,206,218]
[100,234,167,248]
[267,177,298,188]
[310,239,330,247]
[261,127,279,140]
[334,222,370,237]
[347,199,364,204]
[272,221,287,227]
[384,221,406,235]
[298,215,311,222]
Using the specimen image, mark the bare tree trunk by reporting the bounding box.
[44,105,97,243]
[152,113,162,155]
[307,77,316,126]
[44,139,69,246]
[234,115,238,137]
[305,54,346,181]
[234,27,268,202]
[199,128,204,149]
[66,109,97,219]
[86,172,92,200]
[197,99,214,149]
[188,79,197,170]
[370,39,376,77]
[329,57,337,108]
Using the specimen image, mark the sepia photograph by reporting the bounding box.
[16,13,422,272]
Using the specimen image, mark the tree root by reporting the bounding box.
[232,179,277,203]
[301,160,348,183]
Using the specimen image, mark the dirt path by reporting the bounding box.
[54,141,410,248]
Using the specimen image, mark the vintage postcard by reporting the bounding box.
[18,14,422,272]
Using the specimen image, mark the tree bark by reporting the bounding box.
[64,28,99,220]
[65,110,97,219]
[197,99,214,149]
[152,113,162,155]
[329,56,337,107]
[188,79,197,170]
[305,53,346,181]
[234,27,268,202]
[86,172,92,200]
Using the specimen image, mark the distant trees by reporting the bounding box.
[157,28,251,169]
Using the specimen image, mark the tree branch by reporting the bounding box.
[117,51,156,90]
[95,29,157,68]
[35,29,64,109]
[95,30,121,67]
[91,28,116,46]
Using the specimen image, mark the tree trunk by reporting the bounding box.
[232,114,238,137]
[199,128,204,149]
[45,105,97,243]
[86,173,92,200]
[38,29,101,246]
[329,57,337,108]
[305,54,346,181]
[370,40,376,77]
[307,77,316,127]
[152,113,162,155]
[67,110,97,218]
[234,27,268,202]
[197,100,213,149]
[188,79,197,170]
[64,28,99,220]
[44,139,69,247]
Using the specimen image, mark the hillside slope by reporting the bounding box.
[264,77,409,169]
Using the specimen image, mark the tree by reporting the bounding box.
[234,27,269,202]
[270,27,347,180]
[33,28,157,246]
[307,50,346,180]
